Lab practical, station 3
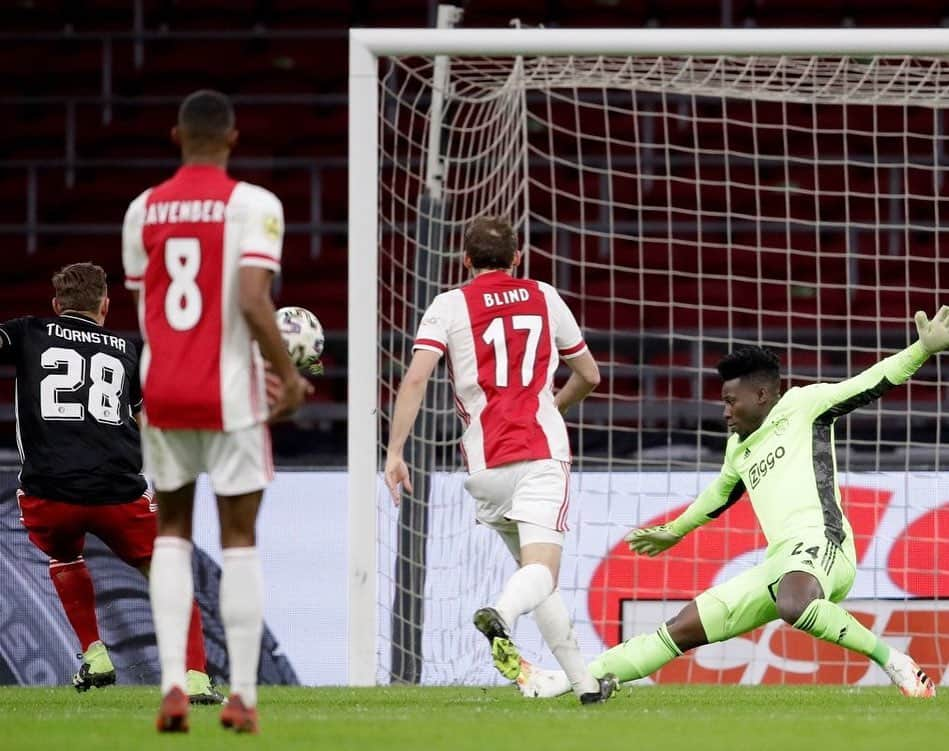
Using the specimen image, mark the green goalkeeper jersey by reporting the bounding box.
[670,341,930,549]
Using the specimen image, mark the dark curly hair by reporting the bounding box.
[716,346,781,385]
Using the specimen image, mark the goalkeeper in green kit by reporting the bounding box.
[518,308,948,699]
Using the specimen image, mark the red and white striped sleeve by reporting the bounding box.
[236,183,284,274]
[412,292,453,357]
[122,189,150,291]
[544,283,588,360]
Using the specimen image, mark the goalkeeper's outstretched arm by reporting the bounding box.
[626,465,745,556]
[807,306,949,419]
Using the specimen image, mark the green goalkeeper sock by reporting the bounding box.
[792,599,890,666]
[588,624,682,682]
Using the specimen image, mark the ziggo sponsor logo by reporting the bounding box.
[587,484,949,685]
[749,446,785,489]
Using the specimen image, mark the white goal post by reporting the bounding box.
[348,27,949,687]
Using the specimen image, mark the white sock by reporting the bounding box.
[150,536,193,695]
[494,563,554,634]
[533,590,598,696]
[221,547,264,707]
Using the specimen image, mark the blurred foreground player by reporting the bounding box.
[0,262,220,703]
[123,90,309,733]
[520,311,949,699]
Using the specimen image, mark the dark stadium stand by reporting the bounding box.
[0,1,947,464]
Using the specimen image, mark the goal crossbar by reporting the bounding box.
[350,27,949,58]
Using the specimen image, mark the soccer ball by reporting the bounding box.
[276,306,324,375]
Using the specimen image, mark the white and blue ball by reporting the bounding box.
[276,306,324,374]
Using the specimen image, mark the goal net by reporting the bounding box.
[351,29,949,687]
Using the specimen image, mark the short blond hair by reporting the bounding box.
[52,262,107,313]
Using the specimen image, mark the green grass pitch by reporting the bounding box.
[1,684,946,750]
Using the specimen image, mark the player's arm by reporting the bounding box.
[0,318,26,362]
[626,460,745,556]
[122,190,149,315]
[806,306,949,419]
[554,350,600,414]
[385,295,451,505]
[129,345,144,428]
[384,349,441,506]
[235,186,311,419]
[239,267,310,420]
[546,283,600,414]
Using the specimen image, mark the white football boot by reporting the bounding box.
[883,650,936,698]
[514,658,572,699]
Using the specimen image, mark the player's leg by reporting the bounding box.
[586,558,780,685]
[475,461,614,702]
[584,600,700,684]
[520,597,715,699]
[208,423,272,734]
[469,464,558,671]
[216,489,263,733]
[778,568,889,662]
[468,463,556,642]
[49,558,115,687]
[16,492,114,690]
[467,464,544,678]
[139,558,219,703]
[47,557,98,650]
[490,535,559,646]
[96,492,222,704]
[141,425,201,732]
[480,521,612,702]
[519,529,614,702]
[151,482,197,729]
[775,537,935,697]
[468,521,529,677]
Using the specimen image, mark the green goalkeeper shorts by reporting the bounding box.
[695,531,857,644]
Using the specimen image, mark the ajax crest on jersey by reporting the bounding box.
[276,306,324,375]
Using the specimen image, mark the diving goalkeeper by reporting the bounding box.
[520,308,948,699]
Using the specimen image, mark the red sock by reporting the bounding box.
[49,558,100,652]
[185,600,207,673]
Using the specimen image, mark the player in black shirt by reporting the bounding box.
[0,263,220,703]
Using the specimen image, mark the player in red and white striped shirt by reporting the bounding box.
[123,90,309,733]
[385,217,615,703]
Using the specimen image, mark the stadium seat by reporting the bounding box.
[316,165,346,224]
[599,350,642,401]
[0,38,104,96]
[748,0,849,27]
[462,0,553,27]
[281,107,349,158]
[147,0,263,30]
[0,104,72,160]
[649,348,699,400]
[556,0,650,28]
[1,6,946,464]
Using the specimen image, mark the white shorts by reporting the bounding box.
[142,423,274,496]
[464,459,571,533]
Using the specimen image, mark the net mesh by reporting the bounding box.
[375,53,949,686]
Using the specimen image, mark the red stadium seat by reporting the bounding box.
[650,349,697,400]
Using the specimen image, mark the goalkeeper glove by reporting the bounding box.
[915,306,949,355]
[624,524,683,557]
